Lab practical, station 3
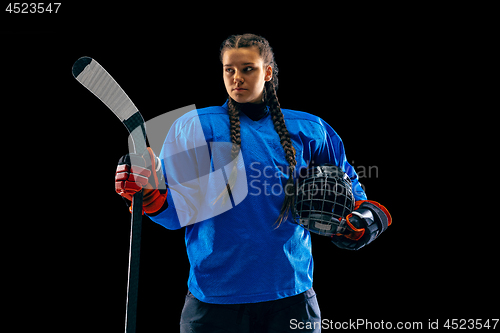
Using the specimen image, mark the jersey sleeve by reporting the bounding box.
[146,112,209,230]
[315,118,367,201]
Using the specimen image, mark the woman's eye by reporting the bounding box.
[225,68,234,73]
[244,67,253,72]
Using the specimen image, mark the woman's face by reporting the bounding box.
[222,47,272,104]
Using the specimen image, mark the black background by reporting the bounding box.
[3,4,496,332]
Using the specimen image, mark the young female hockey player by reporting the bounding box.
[115,34,391,332]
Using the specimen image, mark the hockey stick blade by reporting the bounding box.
[72,56,147,154]
[72,56,145,333]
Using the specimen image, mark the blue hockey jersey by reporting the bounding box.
[147,101,367,304]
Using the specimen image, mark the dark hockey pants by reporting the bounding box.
[180,288,321,333]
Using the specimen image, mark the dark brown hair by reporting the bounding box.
[217,33,297,227]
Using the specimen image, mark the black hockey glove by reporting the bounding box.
[331,200,391,250]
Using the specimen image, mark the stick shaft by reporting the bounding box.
[72,57,148,333]
[124,191,143,333]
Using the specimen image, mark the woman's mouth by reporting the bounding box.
[234,88,247,91]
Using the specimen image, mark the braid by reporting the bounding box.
[228,98,242,161]
[265,81,297,227]
[266,83,296,168]
[213,97,241,205]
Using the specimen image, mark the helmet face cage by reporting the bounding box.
[294,164,355,236]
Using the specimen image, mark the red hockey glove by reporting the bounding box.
[332,200,392,250]
[115,147,167,214]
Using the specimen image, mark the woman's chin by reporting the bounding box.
[230,93,261,104]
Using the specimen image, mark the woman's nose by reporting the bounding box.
[234,71,244,84]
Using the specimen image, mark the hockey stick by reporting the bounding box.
[72,56,146,333]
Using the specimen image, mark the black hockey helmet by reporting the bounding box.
[294,164,355,236]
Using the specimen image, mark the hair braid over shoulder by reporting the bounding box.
[265,80,297,227]
[228,98,242,160]
[212,98,241,205]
